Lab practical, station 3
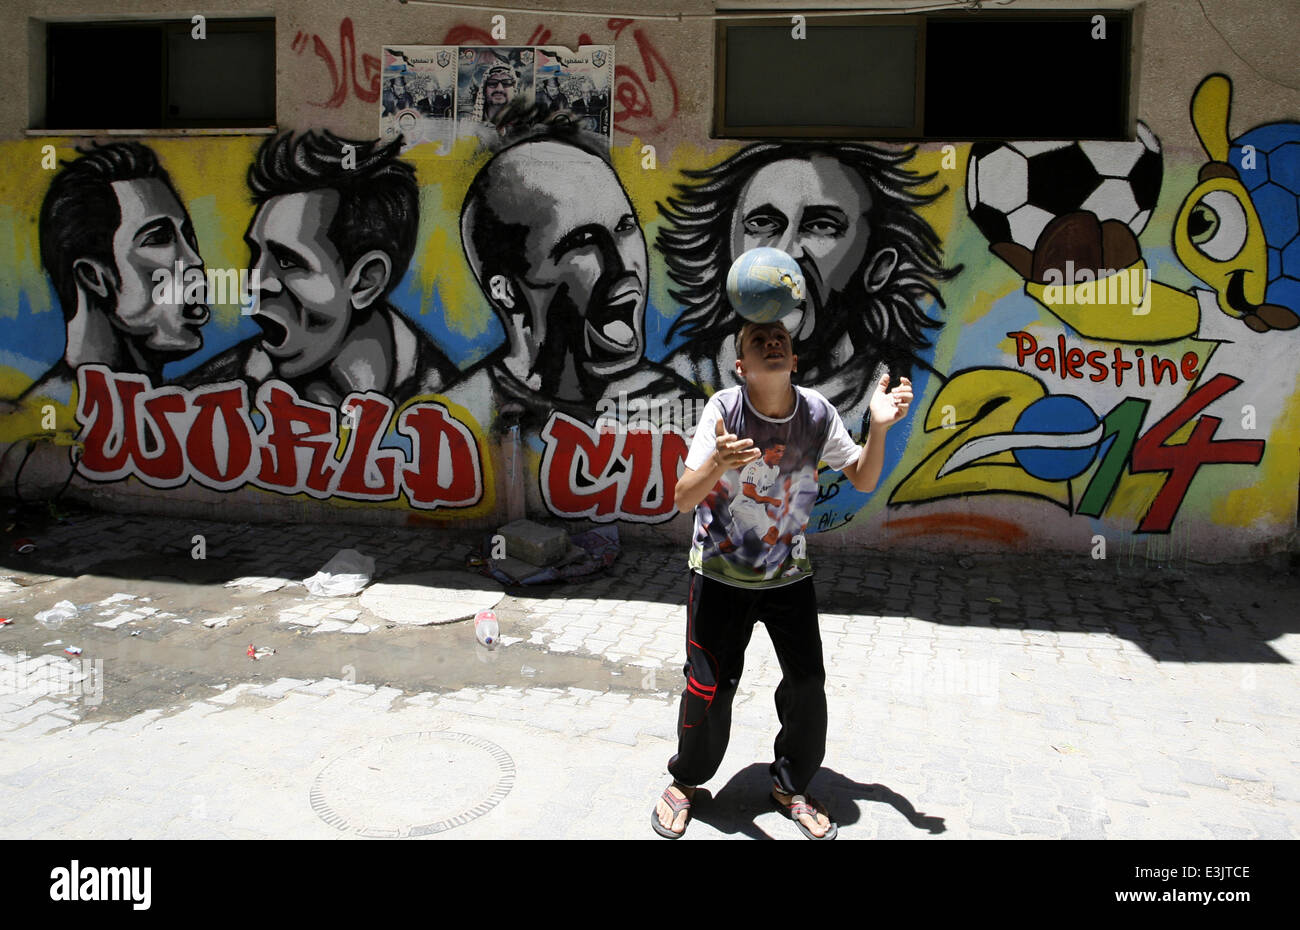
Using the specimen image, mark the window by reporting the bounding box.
[924,14,1130,139]
[44,18,275,130]
[715,11,1131,141]
[717,17,924,138]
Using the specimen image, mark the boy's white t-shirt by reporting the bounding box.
[684,385,861,587]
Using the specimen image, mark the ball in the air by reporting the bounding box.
[726,247,806,323]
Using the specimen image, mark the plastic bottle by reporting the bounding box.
[474,609,499,649]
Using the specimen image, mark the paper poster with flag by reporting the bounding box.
[380,46,457,154]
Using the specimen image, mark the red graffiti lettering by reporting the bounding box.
[1129,374,1265,533]
[75,368,186,486]
[613,27,679,136]
[613,69,652,121]
[73,369,486,506]
[619,429,689,518]
[132,391,187,484]
[76,367,134,477]
[1007,330,1199,388]
[187,385,256,488]
[399,405,483,508]
[542,415,622,518]
[254,386,340,496]
[335,394,402,499]
[619,430,659,517]
[540,414,688,523]
[292,18,380,109]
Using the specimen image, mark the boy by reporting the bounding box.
[652,320,911,839]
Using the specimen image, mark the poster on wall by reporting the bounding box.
[378,45,614,150]
[457,46,536,143]
[535,46,614,138]
[380,47,457,154]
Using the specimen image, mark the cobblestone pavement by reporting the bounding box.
[1,509,1297,839]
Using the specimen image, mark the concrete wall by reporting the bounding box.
[2,0,1299,561]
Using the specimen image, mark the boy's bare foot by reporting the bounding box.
[772,786,833,838]
[654,782,696,836]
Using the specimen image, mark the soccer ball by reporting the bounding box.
[966,122,1163,252]
[726,247,806,323]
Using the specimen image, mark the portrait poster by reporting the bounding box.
[456,47,536,142]
[535,46,614,142]
[380,46,457,154]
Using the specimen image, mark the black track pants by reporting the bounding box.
[667,572,827,795]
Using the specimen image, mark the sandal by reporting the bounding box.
[771,790,838,840]
[651,784,693,839]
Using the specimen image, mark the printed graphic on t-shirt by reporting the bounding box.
[684,386,860,587]
[731,459,781,537]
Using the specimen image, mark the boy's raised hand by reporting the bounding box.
[713,416,761,469]
[868,374,912,428]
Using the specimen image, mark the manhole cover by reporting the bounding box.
[359,571,504,625]
[310,731,515,837]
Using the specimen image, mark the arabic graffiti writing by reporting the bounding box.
[291,18,381,109]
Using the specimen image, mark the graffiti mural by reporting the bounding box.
[1,50,1296,557]
[455,128,696,426]
[890,74,1299,541]
[657,142,961,434]
[449,125,702,521]
[17,143,211,407]
[73,365,485,507]
[178,131,459,408]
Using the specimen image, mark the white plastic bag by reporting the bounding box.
[35,600,79,628]
[303,549,375,597]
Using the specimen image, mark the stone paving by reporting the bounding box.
[1,509,1298,839]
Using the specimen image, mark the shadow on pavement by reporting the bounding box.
[818,558,1300,665]
[689,762,945,839]
[2,500,1297,666]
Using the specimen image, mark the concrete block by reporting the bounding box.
[498,519,568,567]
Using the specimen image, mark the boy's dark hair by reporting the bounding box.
[40,142,175,320]
[248,130,417,296]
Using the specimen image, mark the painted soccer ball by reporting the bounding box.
[966,122,1163,251]
[726,247,806,323]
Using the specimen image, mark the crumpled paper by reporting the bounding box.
[303,549,375,597]
[35,600,78,628]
